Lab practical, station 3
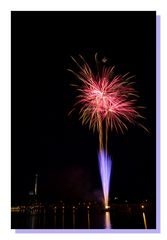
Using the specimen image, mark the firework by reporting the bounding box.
[98,150,112,208]
[68,54,146,208]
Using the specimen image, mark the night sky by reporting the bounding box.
[11,11,156,204]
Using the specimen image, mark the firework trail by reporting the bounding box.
[98,150,112,208]
[68,54,146,208]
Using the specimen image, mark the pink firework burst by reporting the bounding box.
[68,54,147,208]
[68,54,146,134]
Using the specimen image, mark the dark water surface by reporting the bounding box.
[11,204,156,229]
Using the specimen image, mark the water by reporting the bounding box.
[11,204,156,229]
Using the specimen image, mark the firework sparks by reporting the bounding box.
[98,150,112,208]
[68,54,146,208]
[68,55,145,135]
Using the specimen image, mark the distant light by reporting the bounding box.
[105,205,110,210]
[141,205,144,209]
[102,57,107,63]
[114,197,118,200]
[125,200,128,203]
[87,206,89,209]
[73,206,75,209]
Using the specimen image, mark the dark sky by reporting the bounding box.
[11,11,156,204]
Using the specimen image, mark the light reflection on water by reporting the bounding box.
[12,205,153,229]
[142,211,147,229]
[73,210,75,228]
[54,214,56,228]
[24,209,111,229]
[87,210,90,229]
[104,211,111,229]
[29,214,35,229]
[62,210,64,228]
